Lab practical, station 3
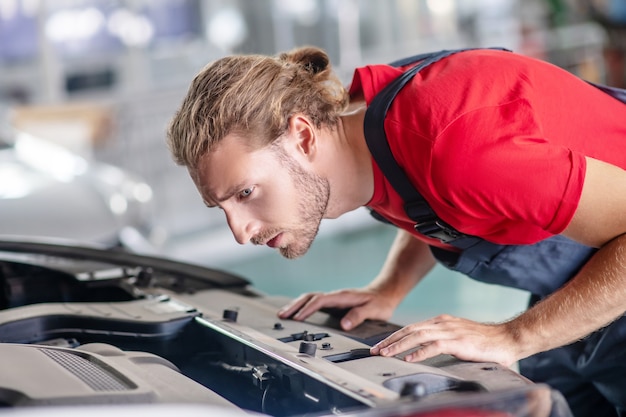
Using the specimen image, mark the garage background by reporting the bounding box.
[0,0,620,324]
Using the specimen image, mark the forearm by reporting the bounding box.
[366,229,436,305]
[507,234,626,360]
[371,235,626,366]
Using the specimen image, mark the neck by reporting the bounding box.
[322,106,374,219]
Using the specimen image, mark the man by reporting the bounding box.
[167,46,626,416]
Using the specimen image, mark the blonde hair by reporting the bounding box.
[167,46,349,169]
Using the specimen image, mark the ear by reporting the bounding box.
[288,114,317,160]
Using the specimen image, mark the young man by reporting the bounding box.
[167,47,626,416]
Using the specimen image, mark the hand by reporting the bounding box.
[370,314,520,367]
[277,288,397,331]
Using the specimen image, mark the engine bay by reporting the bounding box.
[0,240,569,416]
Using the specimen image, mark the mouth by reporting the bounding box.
[266,233,282,248]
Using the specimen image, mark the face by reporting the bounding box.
[192,134,330,259]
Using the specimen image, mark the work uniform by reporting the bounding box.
[349,49,626,417]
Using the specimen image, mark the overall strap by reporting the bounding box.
[587,80,626,104]
[364,48,509,250]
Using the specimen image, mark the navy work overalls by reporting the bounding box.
[364,48,626,417]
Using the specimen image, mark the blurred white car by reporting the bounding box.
[0,122,157,252]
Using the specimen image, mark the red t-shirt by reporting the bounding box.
[350,49,626,248]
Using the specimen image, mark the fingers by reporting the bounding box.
[370,315,511,364]
[277,290,377,330]
[277,292,321,321]
[370,315,446,352]
[340,305,370,331]
[370,321,444,357]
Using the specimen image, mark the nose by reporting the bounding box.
[224,208,259,245]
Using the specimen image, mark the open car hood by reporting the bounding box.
[0,237,572,417]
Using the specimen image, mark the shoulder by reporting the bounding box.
[349,64,404,102]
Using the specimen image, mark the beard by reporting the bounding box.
[265,145,330,259]
[279,173,329,259]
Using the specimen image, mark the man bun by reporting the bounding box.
[279,46,330,75]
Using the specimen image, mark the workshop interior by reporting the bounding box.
[0,0,624,416]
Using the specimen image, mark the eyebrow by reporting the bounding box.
[203,182,247,208]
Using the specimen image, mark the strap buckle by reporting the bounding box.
[415,220,463,244]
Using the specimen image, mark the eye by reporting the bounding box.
[239,187,254,199]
